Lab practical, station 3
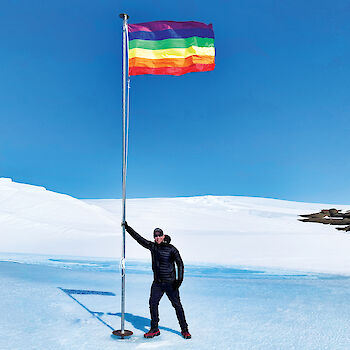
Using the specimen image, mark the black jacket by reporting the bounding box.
[125,224,184,284]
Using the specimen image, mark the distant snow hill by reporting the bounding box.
[1,178,350,274]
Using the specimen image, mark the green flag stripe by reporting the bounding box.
[128,37,214,50]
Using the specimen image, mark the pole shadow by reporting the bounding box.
[58,287,115,331]
[58,288,180,336]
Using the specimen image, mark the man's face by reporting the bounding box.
[154,234,165,244]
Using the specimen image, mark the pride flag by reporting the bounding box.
[128,21,215,76]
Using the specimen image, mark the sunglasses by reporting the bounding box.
[154,233,164,238]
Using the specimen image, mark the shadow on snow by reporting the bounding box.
[58,287,180,336]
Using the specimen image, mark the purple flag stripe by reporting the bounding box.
[129,28,214,41]
[128,20,213,33]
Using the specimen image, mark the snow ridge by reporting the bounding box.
[1,178,350,274]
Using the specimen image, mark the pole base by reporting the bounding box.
[112,329,133,338]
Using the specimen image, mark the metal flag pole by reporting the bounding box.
[112,12,133,339]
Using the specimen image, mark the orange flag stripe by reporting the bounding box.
[129,55,215,68]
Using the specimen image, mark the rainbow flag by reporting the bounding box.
[128,20,215,76]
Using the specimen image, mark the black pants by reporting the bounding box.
[149,281,188,331]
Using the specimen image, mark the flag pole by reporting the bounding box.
[112,12,133,339]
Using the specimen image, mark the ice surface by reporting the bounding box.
[0,253,349,350]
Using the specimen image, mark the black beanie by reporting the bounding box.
[153,228,164,236]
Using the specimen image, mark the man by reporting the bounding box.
[123,222,191,339]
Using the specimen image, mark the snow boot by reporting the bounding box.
[181,329,191,339]
[144,328,160,338]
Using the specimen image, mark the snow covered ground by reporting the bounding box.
[1,178,350,349]
[86,197,350,275]
[1,253,350,350]
[1,178,350,274]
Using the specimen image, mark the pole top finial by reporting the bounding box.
[119,13,129,19]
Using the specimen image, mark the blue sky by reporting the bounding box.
[1,0,350,203]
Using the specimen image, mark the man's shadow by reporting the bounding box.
[58,288,180,336]
[108,312,181,336]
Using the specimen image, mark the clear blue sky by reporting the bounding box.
[1,0,350,203]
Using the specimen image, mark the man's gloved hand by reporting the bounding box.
[173,279,182,289]
[121,221,128,227]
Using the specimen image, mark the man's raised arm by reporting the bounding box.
[123,222,152,249]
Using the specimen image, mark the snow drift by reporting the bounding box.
[1,178,350,274]
[0,178,118,257]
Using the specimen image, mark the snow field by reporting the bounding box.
[2,178,350,274]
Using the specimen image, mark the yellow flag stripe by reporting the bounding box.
[129,46,215,60]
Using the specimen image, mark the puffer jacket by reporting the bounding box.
[125,224,184,284]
